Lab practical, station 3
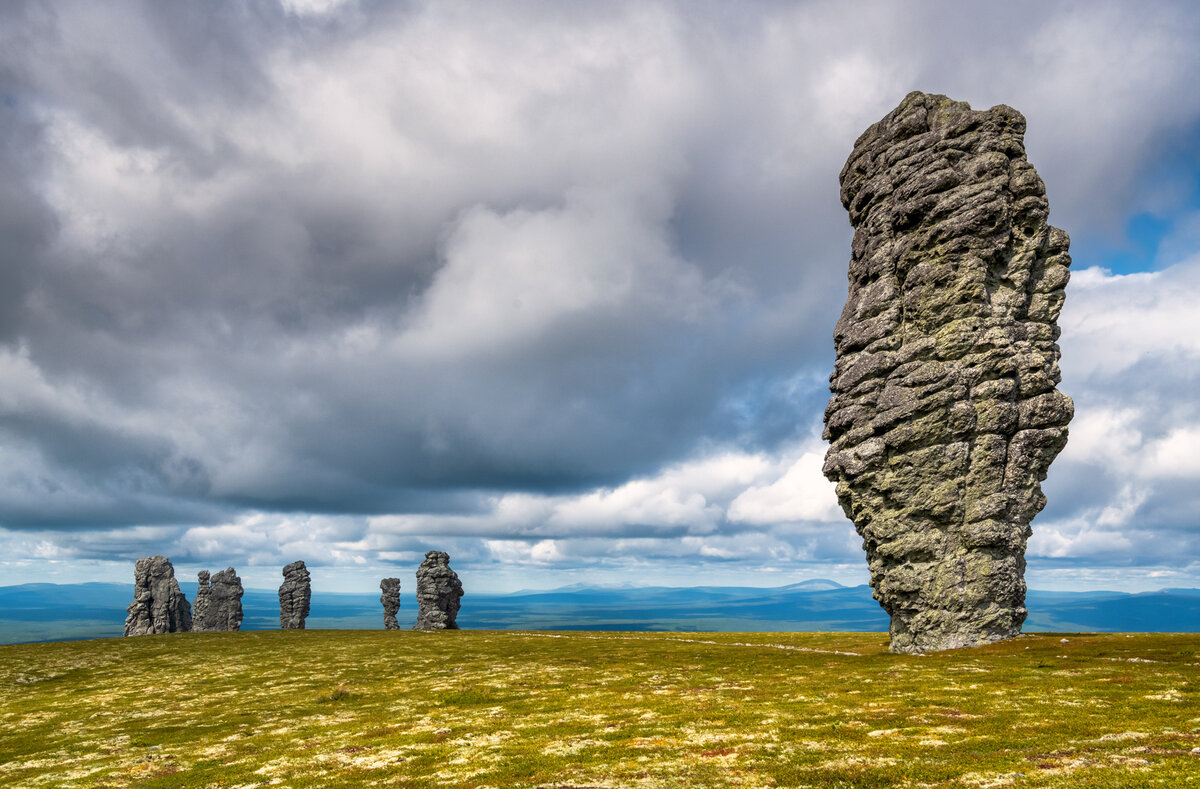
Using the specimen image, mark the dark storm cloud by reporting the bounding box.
[0,21,56,343]
[1,0,1199,585]
[1,0,849,526]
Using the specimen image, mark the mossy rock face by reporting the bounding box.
[824,91,1073,654]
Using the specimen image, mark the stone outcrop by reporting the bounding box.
[193,568,244,632]
[823,91,1073,654]
[278,560,311,630]
[123,555,192,636]
[412,551,463,630]
[380,577,401,630]
[193,570,212,628]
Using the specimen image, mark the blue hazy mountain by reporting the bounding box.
[1,580,1197,645]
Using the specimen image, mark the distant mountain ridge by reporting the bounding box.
[0,581,1197,645]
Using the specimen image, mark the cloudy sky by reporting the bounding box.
[1,0,1198,595]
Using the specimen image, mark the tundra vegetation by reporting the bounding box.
[1,630,1197,787]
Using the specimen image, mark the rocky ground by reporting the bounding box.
[0,630,1197,787]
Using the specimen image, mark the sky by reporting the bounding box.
[1,0,1198,596]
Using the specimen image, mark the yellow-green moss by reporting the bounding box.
[1,630,1198,788]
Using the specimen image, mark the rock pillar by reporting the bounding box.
[380,577,401,630]
[823,92,1073,653]
[278,560,311,630]
[194,567,244,632]
[123,555,192,636]
[412,551,463,630]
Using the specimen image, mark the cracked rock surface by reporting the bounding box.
[413,551,463,630]
[193,568,244,632]
[123,555,191,636]
[278,560,311,630]
[380,577,401,630]
[823,91,1073,654]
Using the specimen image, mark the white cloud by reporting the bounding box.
[178,513,367,566]
[2,0,1200,590]
[1052,406,1143,475]
[1143,427,1200,479]
[279,0,351,16]
[1030,484,1148,559]
[545,449,781,534]
[727,450,841,524]
[1028,255,1200,569]
[485,538,567,566]
[1030,522,1135,560]
[1060,260,1200,380]
[369,441,832,540]
[1053,259,1200,489]
[400,190,714,358]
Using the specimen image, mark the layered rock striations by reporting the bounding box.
[193,568,244,632]
[123,555,192,636]
[278,560,311,630]
[413,551,463,630]
[823,92,1073,654]
[380,577,401,630]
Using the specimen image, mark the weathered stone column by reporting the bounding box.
[823,91,1073,653]
[194,567,244,632]
[380,577,401,630]
[193,570,212,627]
[123,555,192,636]
[412,551,463,630]
[278,560,311,630]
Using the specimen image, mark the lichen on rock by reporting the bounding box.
[823,91,1073,654]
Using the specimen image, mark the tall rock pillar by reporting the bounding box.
[823,92,1073,653]
[194,567,245,632]
[380,577,401,630]
[278,560,312,630]
[412,551,463,630]
[123,555,192,636]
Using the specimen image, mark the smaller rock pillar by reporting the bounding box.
[278,560,311,630]
[195,567,244,632]
[380,577,401,630]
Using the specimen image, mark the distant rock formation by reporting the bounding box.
[412,551,463,630]
[193,570,212,628]
[278,560,311,630]
[193,568,244,632]
[823,91,1073,654]
[123,555,192,636]
[380,577,401,630]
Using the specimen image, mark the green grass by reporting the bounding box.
[1,630,1197,787]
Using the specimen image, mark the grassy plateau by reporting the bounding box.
[1,630,1197,788]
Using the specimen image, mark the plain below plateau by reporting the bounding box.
[0,580,1198,645]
